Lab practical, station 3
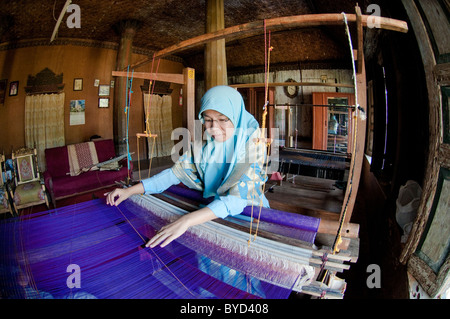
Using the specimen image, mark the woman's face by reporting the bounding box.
[202,110,235,142]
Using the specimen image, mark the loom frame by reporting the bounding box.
[129,193,351,297]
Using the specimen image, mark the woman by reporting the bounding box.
[105,85,269,249]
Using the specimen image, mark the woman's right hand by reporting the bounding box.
[105,188,131,206]
[105,182,145,206]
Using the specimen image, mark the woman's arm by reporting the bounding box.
[146,207,217,248]
[105,168,180,206]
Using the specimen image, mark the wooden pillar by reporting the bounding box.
[113,20,140,155]
[183,68,196,141]
[205,0,227,90]
[338,7,367,225]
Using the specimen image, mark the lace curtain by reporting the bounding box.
[143,94,174,158]
[25,93,65,170]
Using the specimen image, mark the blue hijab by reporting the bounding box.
[198,86,259,198]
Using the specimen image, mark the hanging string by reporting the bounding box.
[136,53,160,181]
[248,20,273,245]
[145,53,161,134]
[125,66,134,181]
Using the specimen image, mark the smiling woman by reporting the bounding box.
[202,110,234,142]
[105,85,270,295]
[106,85,269,243]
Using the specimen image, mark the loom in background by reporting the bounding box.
[279,148,351,181]
[0,189,332,299]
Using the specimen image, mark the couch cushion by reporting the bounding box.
[13,181,45,206]
[45,145,70,178]
[93,139,117,162]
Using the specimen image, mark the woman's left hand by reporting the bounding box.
[146,216,190,248]
[145,207,217,248]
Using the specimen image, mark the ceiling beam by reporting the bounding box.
[229,81,354,89]
[129,13,408,70]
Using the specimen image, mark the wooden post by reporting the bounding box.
[339,62,367,224]
[338,7,367,224]
[205,0,228,90]
[183,68,196,141]
[112,20,140,155]
[355,5,364,74]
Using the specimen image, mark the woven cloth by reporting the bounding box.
[67,142,99,176]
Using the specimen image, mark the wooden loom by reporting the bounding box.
[111,7,408,298]
[112,67,195,181]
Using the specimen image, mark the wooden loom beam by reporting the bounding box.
[355,5,364,74]
[111,71,184,85]
[230,82,355,89]
[130,13,408,70]
[339,8,367,224]
[155,188,360,255]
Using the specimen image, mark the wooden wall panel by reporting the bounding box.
[0,42,184,161]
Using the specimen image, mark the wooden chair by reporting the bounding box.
[10,148,49,214]
[0,153,13,216]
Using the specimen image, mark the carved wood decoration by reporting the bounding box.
[24,67,64,94]
[400,0,450,298]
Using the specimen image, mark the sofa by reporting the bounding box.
[44,139,132,207]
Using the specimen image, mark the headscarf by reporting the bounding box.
[198,86,259,197]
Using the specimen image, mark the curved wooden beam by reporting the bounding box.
[131,13,408,70]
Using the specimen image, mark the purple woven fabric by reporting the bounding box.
[166,185,320,233]
[0,199,294,299]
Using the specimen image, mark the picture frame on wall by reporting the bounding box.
[9,81,18,96]
[99,97,109,108]
[69,100,85,126]
[99,84,110,96]
[73,78,83,91]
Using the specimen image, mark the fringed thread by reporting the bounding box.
[129,194,316,291]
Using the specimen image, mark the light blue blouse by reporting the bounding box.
[141,168,248,219]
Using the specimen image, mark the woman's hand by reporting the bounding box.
[104,183,145,206]
[105,188,129,206]
[146,207,217,248]
[146,215,191,248]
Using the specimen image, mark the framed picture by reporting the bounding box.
[99,97,109,108]
[16,154,37,183]
[99,84,109,96]
[73,78,83,91]
[70,100,85,126]
[9,81,18,96]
